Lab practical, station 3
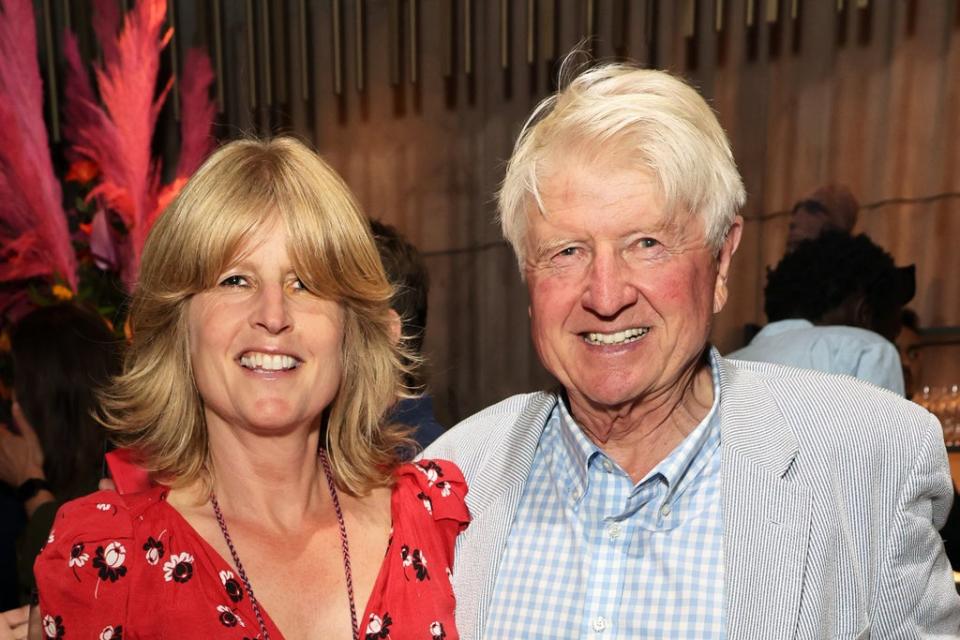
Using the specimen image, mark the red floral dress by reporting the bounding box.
[34,459,468,639]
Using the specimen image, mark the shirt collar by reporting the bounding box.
[552,349,723,504]
[754,318,813,338]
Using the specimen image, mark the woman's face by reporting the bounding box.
[187,220,345,436]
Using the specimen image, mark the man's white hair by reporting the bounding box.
[498,60,746,273]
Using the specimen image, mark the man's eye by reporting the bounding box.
[555,246,579,258]
[219,275,247,287]
[638,238,659,249]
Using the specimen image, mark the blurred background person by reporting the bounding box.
[0,304,120,605]
[785,183,859,253]
[729,231,915,395]
[370,219,445,452]
[896,308,924,400]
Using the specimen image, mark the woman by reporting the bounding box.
[0,304,121,604]
[34,137,468,639]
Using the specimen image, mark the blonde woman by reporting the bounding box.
[34,138,468,639]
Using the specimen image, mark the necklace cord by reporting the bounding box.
[211,448,359,640]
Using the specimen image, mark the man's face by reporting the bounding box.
[523,159,741,414]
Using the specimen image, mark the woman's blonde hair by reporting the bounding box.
[499,59,746,273]
[99,137,411,495]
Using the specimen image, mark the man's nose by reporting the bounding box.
[581,251,638,318]
[250,284,292,334]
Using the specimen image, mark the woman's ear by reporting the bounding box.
[387,308,402,346]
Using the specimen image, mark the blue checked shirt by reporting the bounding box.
[485,359,725,639]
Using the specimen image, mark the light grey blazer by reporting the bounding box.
[425,353,960,639]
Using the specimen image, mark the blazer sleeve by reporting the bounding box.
[34,492,134,639]
[872,413,960,636]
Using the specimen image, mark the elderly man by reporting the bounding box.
[426,63,959,639]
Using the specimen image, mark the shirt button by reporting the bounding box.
[601,459,614,473]
[592,616,607,632]
[660,504,672,517]
[606,522,622,540]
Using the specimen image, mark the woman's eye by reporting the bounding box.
[219,275,247,287]
[293,278,307,290]
[637,238,659,249]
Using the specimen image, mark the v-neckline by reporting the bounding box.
[155,484,396,639]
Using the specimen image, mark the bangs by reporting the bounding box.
[195,196,279,291]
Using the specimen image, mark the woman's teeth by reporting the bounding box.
[584,327,649,346]
[240,352,299,371]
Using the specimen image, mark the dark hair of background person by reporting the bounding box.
[370,219,430,388]
[10,304,121,495]
[763,231,915,342]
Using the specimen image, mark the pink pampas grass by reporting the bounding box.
[0,0,77,288]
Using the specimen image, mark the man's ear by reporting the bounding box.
[713,216,744,313]
[387,308,402,345]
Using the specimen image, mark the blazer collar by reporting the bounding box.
[715,351,812,639]
[714,349,800,477]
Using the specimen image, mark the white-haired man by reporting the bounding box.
[426,63,960,639]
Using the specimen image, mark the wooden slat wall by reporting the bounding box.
[44,0,960,424]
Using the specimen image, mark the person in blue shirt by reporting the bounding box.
[728,231,915,395]
[370,219,445,452]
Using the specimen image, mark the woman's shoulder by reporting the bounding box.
[47,486,169,546]
[392,459,469,527]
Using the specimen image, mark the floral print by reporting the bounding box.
[400,545,429,581]
[68,543,89,568]
[99,624,123,639]
[217,605,245,627]
[42,614,64,639]
[418,491,433,515]
[365,612,392,639]
[142,536,165,565]
[220,569,244,602]
[93,542,127,582]
[34,460,469,638]
[163,552,194,583]
[416,460,444,485]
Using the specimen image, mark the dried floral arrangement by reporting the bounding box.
[0,0,216,403]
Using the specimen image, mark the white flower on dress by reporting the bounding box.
[143,537,164,565]
[96,503,112,511]
[68,543,89,568]
[163,552,195,583]
[367,614,384,633]
[437,480,452,498]
[102,542,126,568]
[42,614,60,638]
[47,530,55,544]
[99,625,120,639]
[419,492,433,514]
[216,605,245,627]
[430,621,446,639]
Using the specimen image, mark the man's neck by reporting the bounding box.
[568,363,715,483]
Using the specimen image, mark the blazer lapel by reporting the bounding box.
[716,355,813,640]
[454,391,557,640]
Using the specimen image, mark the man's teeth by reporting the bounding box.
[584,328,648,346]
[240,352,299,371]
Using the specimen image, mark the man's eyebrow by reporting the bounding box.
[532,237,579,258]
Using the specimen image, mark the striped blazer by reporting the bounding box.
[425,352,960,639]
